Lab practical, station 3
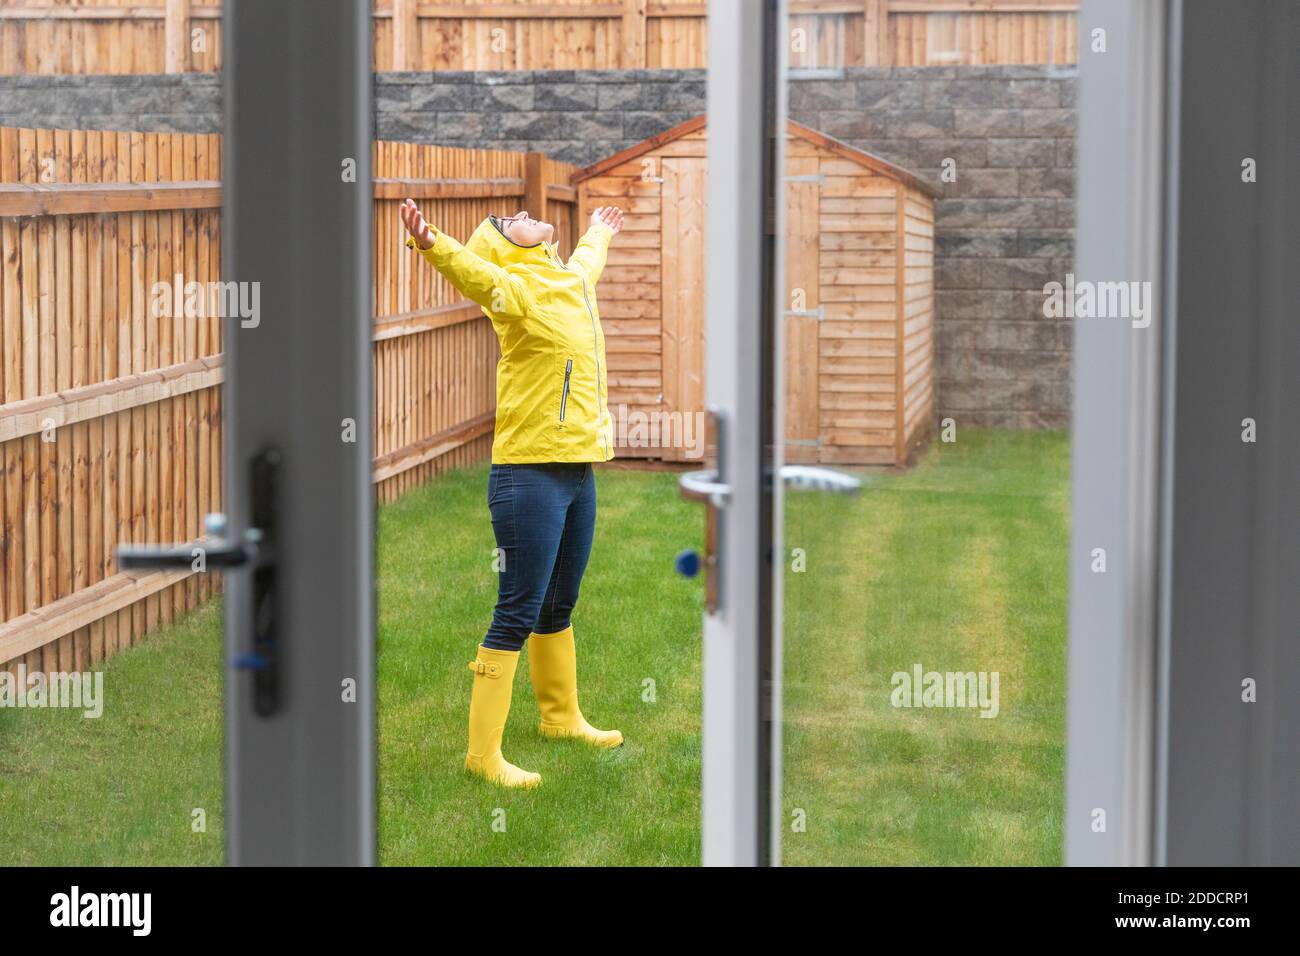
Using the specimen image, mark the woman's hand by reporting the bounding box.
[401,198,435,250]
[590,205,624,236]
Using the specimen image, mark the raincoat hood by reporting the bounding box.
[464,215,559,270]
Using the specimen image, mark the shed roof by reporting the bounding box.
[571,115,938,198]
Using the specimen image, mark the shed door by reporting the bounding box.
[782,154,821,464]
[661,157,707,462]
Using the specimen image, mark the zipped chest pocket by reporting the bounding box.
[559,358,573,423]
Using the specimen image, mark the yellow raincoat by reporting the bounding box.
[406,217,616,464]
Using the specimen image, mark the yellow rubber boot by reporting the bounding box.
[528,626,623,748]
[465,647,542,789]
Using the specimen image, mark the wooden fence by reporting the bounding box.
[0,0,1078,75]
[0,123,578,673]
[0,124,224,678]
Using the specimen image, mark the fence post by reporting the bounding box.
[164,0,190,74]
[523,151,546,225]
[863,0,891,67]
[623,0,647,69]
[392,0,419,72]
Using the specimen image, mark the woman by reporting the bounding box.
[400,198,626,789]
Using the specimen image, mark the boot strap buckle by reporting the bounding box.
[468,660,502,678]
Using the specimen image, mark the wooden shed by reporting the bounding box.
[573,116,937,466]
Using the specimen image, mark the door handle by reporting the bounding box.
[676,407,862,616]
[678,464,861,502]
[678,469,732,508]
[116,448,282,717]
[677,403,731,506]
[777,464,862,495]
[116,513,261,571]
[676,407,727,613]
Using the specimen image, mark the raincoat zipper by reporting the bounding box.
[579,277,609,459]
[559,359,572,422]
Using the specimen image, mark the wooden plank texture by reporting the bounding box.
[583,118,932,466]
[658,155,705,463]
[0,1,1076,74]
[784,155,821,464]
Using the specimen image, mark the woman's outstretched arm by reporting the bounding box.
[567,206,624,287]
[400,198,531,319]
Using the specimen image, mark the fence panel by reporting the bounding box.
[0,0,1077,75]
[0,123,223,675]
[0,0,222,75]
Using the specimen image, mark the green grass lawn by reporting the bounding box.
[782,429,1070,865]
[0,601,225,865]
[376,465,703,865]
[0,429,1068,866]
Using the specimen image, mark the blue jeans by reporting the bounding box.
[483,463,596,652]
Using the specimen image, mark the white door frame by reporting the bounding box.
[1064,0,1167,867]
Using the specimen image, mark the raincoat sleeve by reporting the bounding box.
[566,223,615,287]
[406,230,531,319]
